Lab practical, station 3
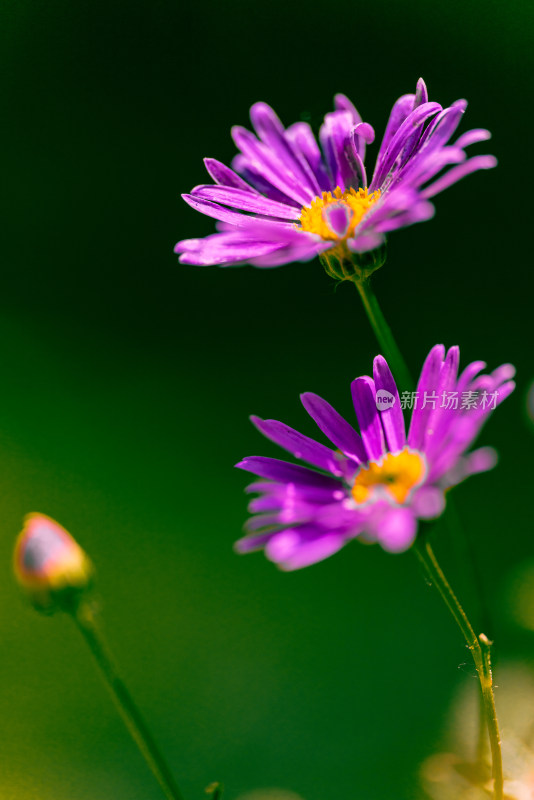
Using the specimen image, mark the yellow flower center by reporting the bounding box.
[351,447,427,505]
[299,186,381,242]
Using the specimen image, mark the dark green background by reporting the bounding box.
[1,1,532,798]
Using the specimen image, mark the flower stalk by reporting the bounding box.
[352,277,414,392]
[413,536,503,800]
[72,600,185,800]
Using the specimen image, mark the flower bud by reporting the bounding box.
[14,514,93,613]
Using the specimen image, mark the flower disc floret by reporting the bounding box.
[351,447,426,505]
[299,187,381,243]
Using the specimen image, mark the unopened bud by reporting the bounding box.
[14,514,93,613]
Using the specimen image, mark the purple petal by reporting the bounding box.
[376,507,417,553]
[411,486,445,519]
[344,141,367,189]
[265,526,348,570]
[235,530,278,553]
[347,230,385,253]
[181,193,271,227]
[456,360,487,396]
[441,446,498,489]
[245,513,286,532]
[248,237,329,268]
[423,345,460,457]
[334,93,363,125]
[353,122,375,145]
[176,233,285,266]
[191,185,301,219]
[373,355,406,452]
[245,479,346,505]
[421,155,497,198]
[323,203,354,237]
[232,154,302,206]
[319,110,359,191]
[232,125,315,206]
[371,102,442,190]
[424,100,467,148]
[462,446,498,476]
[300,392,367,464]
[390,147,467,191]
[250,102,322,196]
[250,416,345,476]
[414,78,429,108]
[491,363,516,384]
[203,158,260,193]
[454,129,492,149]
[285,121,331,192]
[351,376,385,461]
[235,456,342,490]
[373,93,416,178]
[408,345,445,450]
[350,122,375,165]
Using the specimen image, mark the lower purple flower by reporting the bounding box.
[235,346,515,570]
[176,79,496,272]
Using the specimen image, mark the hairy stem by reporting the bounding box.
[413,538,503,799]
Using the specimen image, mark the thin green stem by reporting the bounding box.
[72,601,185,800]
[413,538,503,800]
[353,278,414,391]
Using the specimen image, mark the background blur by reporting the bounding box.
[1,1,533,798]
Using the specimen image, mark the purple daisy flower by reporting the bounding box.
[235,345,515,570]
[175,79,496,273]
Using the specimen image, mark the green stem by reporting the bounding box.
[413,538,503,800]
[72,601,185,800]
[353,278,414,391]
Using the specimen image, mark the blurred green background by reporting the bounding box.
[1,1,533,798]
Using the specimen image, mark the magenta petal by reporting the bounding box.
[250,416,345,476]
[347,230,385,253]
[454,129,492,149]
[191,185,301,219]
[323,203,353,237]
[373,355,406,452]
[248,237,328,268]
[421,155,497,198]
[334,93,363,125]
[351,376,386,461]
[408,344,445,450]
[232,125,315,206]
[300,392,367,464]
[265,527,347,570]
[203,158,260,193]
[374,93,416,176]
[235,456,341,490]
[249,102,322,196]
[371,102,442,190]
[285,121,331,192]
[411,487,445,519]
[414,78,428,108]
[352,122,375,145]
[181,193,265,227]
[319,110,359,191]
[376,508,417,553]
[234,530,277,553]
[344,142,367,189]
[176,234,285,266]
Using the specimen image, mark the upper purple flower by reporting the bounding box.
[235,346,515,570]
[175,79,496,270]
